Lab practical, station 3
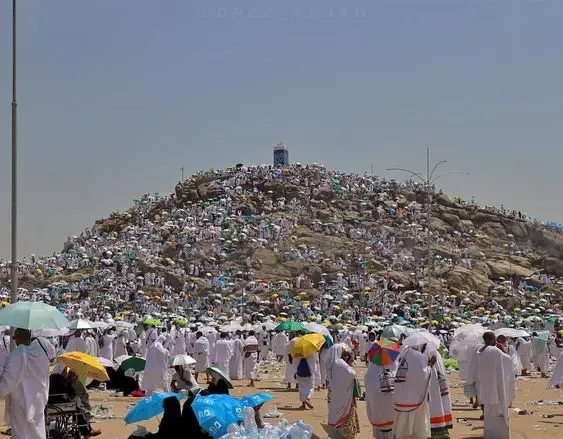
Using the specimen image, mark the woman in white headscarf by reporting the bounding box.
[142,335,170,396]
[326,344,360,439]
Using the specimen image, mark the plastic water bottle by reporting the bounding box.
[243,407,259,438]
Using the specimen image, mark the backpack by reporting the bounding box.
[297,358,311,378]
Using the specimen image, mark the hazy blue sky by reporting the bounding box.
[1,0,562,259]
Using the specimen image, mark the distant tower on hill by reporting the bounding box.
[273,143,289,166]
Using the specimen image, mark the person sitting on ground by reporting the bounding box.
[200,374,230,396]
[171,365,200,393]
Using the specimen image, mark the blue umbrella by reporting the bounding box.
[192,394,244,438]
[124,392,185,424]
[240,392,274,408]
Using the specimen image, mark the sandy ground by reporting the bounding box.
[2,363,561,439]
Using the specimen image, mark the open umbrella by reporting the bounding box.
[367,339,401,366]
[125,392,186,424]
[192,393,243,438]
[291,333,325,358]
[0,301,69,330]
[494,328,529,338]
[274,321,306,332]
[304,322,331,338]
[240,392,274,408]
[58,352,110,381]
[402,331,441,350]
[206,366,233,389]
[68,319,93,330]
[96,357,117,369]
[381,324,407,340]
[169,354,196,367]
[115,355,146,372]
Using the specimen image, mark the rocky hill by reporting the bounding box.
[7,164,563,311]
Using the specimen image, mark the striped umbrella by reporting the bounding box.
[368,338,401,366]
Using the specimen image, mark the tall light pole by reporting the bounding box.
[10,0,18,306]
[387,146,469,329]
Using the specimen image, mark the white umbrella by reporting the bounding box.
[114,355,132,365]
[449,324,486,361]
[403,331,441,350]
[494,328,529,338]
[35,327,70,337]
[219,323,242,333]
[97,357,117,369]
[114,321,134,329]
[169,354,196,367]
[304,322,331,338]
[68,319,94,330]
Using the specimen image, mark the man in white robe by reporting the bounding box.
[515,336,532,376]
[285,335,298,389]
[194,331,211,383]
[85,332,98,357]
[548,351,563,389]
[531,332,549,377]
[101,330,116,361]
[206,331,217,366]
[186,328,196,356]
[213,333,233,375]
[272,331,288,362]
[171,327,186,356]
[243,332,259,387]
[142,335,170,396]
[258,327,270,362]
[474,333,515,439]
[142,324,158,357]
[393,345,433,439]
[296,352,319,409]
[0,329,51,439]
[229,332,244,380]
[65,330,88,353]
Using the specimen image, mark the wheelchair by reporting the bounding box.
[45,394,87,439]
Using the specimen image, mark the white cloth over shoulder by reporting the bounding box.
[0,339,50,439]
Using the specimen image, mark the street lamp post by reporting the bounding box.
[387,146,469,330]
[10,0,18,306]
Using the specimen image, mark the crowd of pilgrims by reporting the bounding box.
[0,316,560,439]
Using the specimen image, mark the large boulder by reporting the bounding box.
[446,266,493,293]
[485,260,534,279]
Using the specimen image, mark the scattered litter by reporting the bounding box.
[91,404,114,419]
[262,405,282,418]
[529,400,563,406]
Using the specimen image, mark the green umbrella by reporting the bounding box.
[143,318,161,327]
[0,301,69,330]
[274,321,307,332]
[119,356,146,372]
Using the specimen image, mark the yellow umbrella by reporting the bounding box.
[58,352,110,381]
[290,333,325,358]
